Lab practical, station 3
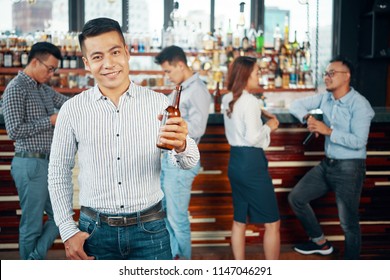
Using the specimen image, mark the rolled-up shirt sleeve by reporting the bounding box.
[170,135,200,169]
[289,94,324,123]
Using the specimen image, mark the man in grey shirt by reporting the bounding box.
[155,45,211,259]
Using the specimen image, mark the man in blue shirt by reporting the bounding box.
[288,56,375,259]
[155,46,211,259]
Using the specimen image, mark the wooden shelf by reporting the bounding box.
[129,70,164,75]
[0,68,20,74]
[0,67,89,75]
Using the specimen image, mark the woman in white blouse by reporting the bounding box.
[222,56,280,260]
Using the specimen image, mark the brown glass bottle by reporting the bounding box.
[214,82,221,113]
[156,85,182,150]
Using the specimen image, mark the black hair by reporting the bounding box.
[28,42,62,64]
[154,45,187,66]
[330,55,355,84]
[78,17,126,53]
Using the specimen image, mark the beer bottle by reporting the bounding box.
[156,85,182,150]
[214,82,221,113]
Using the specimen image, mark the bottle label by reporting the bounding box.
[4,54,12,67]
[21,53,28,67]
[70,59,77,69]
[62,59,70,68]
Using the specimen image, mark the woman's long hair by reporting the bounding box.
[226,56,256,118]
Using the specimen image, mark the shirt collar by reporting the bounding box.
[328,87,355,104]
[18,70,39,89]
[92,81,134,101]
[180,72,199,91]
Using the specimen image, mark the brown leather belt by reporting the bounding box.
[80,201,165,227]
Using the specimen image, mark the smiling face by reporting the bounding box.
[82,30,130,95]
[323,61,350,93]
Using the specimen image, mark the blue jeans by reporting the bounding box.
[288,158,366,260]
[11,157,59,260]
[79,203,172,260]
[160,152,200,259]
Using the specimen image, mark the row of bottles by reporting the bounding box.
[0,31,82,68]
[0,46,84,69]
[159,18,265,54]
[0,71,95,89]
[257,53,313,90]
[1,30,315,91]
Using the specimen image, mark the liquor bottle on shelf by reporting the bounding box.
[259,57,269,88]
[283,14,290,46]
[62,51,70,69]
[273,24,282,53]
[289,66,297,88]
[214,82,222,113]
[281,14,291,56]
[248,23,257,51]
[12,46,21,68]
[69,51,78,69]
[238,2,246,27]
[215,25,223,49]
[291,30,300,53]
[202,32,215,51]
[21,46,29,68]
[162,21,175,49]
[304,70,314,88]
[194,22,204,51]
[241,29,249,52]
[226,19,233,47]
[0,48,4,67]
[3,48,13,68]
[298,71,305,88]
[233,25,241,49]
[268,55,278,89]
[151,29,160,51]
[255,25,264,54]
[191,56,201,71]
[156,85,182,150]
[275,64,283,88]
[282,67,290,89]
[226,45,234,66]
[303,31,311,68]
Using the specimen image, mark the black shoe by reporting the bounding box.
[294,240,334,255]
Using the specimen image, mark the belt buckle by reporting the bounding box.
[107,216,126,226]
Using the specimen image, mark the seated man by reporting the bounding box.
[288,56,374,260]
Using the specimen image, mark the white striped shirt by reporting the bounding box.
[48,82,200,242]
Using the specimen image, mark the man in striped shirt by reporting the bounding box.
[48,18,200,260]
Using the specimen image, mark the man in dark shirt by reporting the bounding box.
[2,42,69,259]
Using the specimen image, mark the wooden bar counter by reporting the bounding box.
[1,108,390,259]
[192,108,390,259]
